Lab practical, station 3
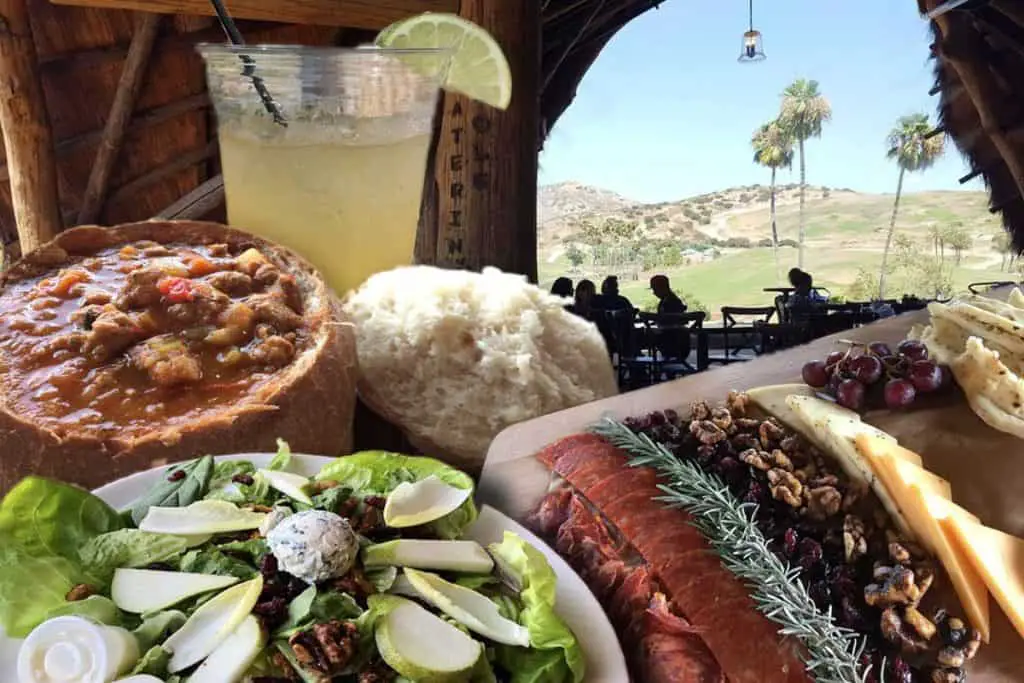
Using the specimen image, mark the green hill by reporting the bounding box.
[537,184,1012,317]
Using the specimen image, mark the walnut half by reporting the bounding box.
[767,468,803,507]
[289,620,359,676]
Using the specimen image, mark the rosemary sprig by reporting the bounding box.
[590,417,872,683]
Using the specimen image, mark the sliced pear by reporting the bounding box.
[362,540,493,574]
[164,576,263,673]
[403,568,530,647]
[139,500,267,535]
[384,475,472,529]
[375,596,483,681]
[111,568,240,614]
[387,572,420,598]
[745,383,816,429]
[115,677,165,683]
[257,469,313,506]
[187,615,266,683]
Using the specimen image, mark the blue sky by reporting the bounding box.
[538,0,982,202]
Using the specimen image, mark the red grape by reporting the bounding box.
[908,360,942,393]
[884,378,916,409]
[802,360,830,388]
[868,341,893,357]
[848,355,883,385]
[827,372,844,396]
[897,340,928,362]
[826,350,845,366]
[836,379,866,411]
[938,365,953,389]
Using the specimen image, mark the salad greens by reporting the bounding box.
[0,445,586,683]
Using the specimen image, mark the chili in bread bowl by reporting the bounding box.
[0,220,356,493]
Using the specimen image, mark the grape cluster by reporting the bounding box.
[801,340,950,411]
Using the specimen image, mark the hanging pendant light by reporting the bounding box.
[738,0,766,63]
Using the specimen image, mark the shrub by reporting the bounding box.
[698,215,711,225]
[757,237,772,247]
[779,238,799,248]
[723,237,752,248]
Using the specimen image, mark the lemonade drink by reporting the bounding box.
[198,45,448,296]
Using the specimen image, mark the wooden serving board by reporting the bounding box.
[479,307,1023,682]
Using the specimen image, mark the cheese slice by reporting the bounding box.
[909,489,991,642]
[787,395,911,535]
[942,506,1024,642]
[853,432,923,468]
[746,384,816,430]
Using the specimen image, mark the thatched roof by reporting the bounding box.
[0,0,663,260]
[921,0,1024,250]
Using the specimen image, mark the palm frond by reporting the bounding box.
[886,112,945,172]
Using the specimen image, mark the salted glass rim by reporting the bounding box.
[196,43,454,59]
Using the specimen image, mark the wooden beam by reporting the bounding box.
[105,140,217,209]
[417,0,540,281]
[48,0,456,30]
[155,174,225,219]
[0,0,62,252]
[78,13,162,225]
[0,94,209,183]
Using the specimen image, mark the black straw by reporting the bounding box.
[208,0,287,127]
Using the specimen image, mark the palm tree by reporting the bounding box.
[878,113,945,298]
[752,120,794,282]
[777,79,832,269]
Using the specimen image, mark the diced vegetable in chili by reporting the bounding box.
[157,276,196,303]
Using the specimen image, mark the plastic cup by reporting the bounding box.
[198,44,451,296]
[17,616,139,681]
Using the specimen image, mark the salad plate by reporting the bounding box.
[0,452,627,682]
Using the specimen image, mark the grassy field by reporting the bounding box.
[539,189,1013,317]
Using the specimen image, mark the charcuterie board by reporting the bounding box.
[479,305,1024,682]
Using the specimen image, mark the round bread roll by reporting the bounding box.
[343,266,618,472]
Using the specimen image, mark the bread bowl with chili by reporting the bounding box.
[0,220,357,493]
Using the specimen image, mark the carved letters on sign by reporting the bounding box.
[440,97,494,266]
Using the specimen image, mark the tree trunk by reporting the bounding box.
[878,166,905,299]
[770,166,781,283]
[797,138,806,269]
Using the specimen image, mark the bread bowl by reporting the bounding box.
[0,220,357,493]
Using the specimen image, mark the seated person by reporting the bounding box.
[649,274,690,360]
[594,276,634,312]
[569,279,597,320]
[786,269,825,321]
[550,277,574,298]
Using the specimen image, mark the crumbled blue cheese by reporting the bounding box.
[259,505,293,537]
[266,510,359,584]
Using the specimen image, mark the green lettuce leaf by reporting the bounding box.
[130,646,172,677]
[268,439,293,471]
[43,595,123,626]
[204,460,256,503]
[215,537,269,562]
[130,456,214,525]
[80,529,189,583]
[488,533,584,683]
[133,610,187,651]
[0,477,126,636]
[315,452,477,538]
[0,476,125,562]
[174,549,258,580]
[275,586,363,638]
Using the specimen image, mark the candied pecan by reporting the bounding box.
[914,565,935,599]
[364,495,387,508]
[904,605,937,640]
[311,479,339,493]
[710,407,733,432]
[249,504,273,513]
[65,584,95,601]
[689,400,712,421]
[962,628,982,660]
[767,469,802,507]
[930,669,965,683]
[353,505,384,534]
[889,541,912,565]
[937,647,966,668]
[730,432,759,451]
[333,567,376,601]
[289,620,358,676]
[880,607,929,653]
[843,515,868,562]
[734,417,761,432]
[865,566,920,607]
[725,390,749,416]
[739,448,772,471]
[806,486,842,520]
[758,419,785,448]
[690,420,727,445]
[358,660,398,683]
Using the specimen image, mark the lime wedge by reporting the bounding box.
[376,12,512,110]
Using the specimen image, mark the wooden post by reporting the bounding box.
[417,0,541,281]
[0,0,62,252]
[78,12,162,225]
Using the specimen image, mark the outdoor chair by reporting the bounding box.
[757,322,811,354]
[968,280,1017,294]
[714,305,776,361]
[650,311,707,380]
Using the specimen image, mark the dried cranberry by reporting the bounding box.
[887,657,913,683]
[743,481,766,505]
[838,597,871,631]
[828,565,858,600]
[167,469,186,482]
[649,412,667,426]
[232,473,255,486]
[783,528,799,556]
[797,538,823,570]
[663,409,679,423]
[857,653,878,683]
[259,554,278,579]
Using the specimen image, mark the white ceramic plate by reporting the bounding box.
[0,454,628,682]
